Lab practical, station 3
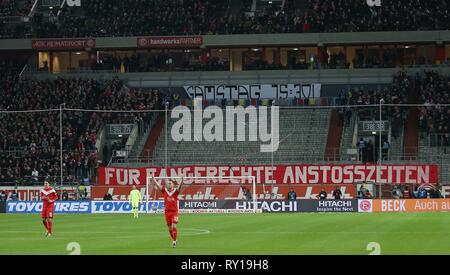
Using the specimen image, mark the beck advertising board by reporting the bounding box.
[372,199,450,212]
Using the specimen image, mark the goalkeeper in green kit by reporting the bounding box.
[129,185,142,218]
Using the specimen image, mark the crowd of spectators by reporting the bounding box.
[293,0,449,33]
[326,51,348,69]
[417,70,450,146]
[92,77,159,130]
[411,184,443,198]
[16,0,33,16]
[95,53,230,72]
[0,61,161,186]
[0,70,101,185]
[0,0,33,38]
[77,46,440,73]
[1,0,449,39]
[357,185,373,199]
[34,0,230,38]
[243,59,283,71]
[188,56,229,71]
[0,0,15,17]
[0,0,33,17]
[0,0,34,17]
[338,71,410,138]
[335,71,411,162]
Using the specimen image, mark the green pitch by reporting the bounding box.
[1,212,450,255]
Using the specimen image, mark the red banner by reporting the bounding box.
[98,164,439,186]
[91,185,356,200]
[0,187,79,201]
[137,36,203,48]
[32,38,96,50]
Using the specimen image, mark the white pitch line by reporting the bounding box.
[0,228,211,236]
[208,231,450,234]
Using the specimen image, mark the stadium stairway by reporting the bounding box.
[140,114,165,160]
[389,125,404,160]
[403,78,419,160]
[324,109,343,161]
[340,112,357,161]
[418,137,450,185]
[127,124,153,159]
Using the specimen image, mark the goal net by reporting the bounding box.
[145,176,258,213]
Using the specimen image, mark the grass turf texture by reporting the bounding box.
[1,212,450,255]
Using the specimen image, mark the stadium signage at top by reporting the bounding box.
[31,38,96,50]
[137,36,203,48]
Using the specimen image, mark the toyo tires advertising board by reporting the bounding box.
[5,201,92,214]
[91,201,164,213]
[4,201,164,214]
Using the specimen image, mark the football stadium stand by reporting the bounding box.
[0,0,449,39]
[0,0,449,200]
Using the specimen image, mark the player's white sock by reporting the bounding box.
[172,240,177,248]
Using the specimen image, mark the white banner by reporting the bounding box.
[184,84,321,100]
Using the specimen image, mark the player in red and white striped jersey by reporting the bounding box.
[151,176,184,248]
[40,181,58,237]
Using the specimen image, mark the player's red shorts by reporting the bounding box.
[41,206,54,219]
[165,211,178,226]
